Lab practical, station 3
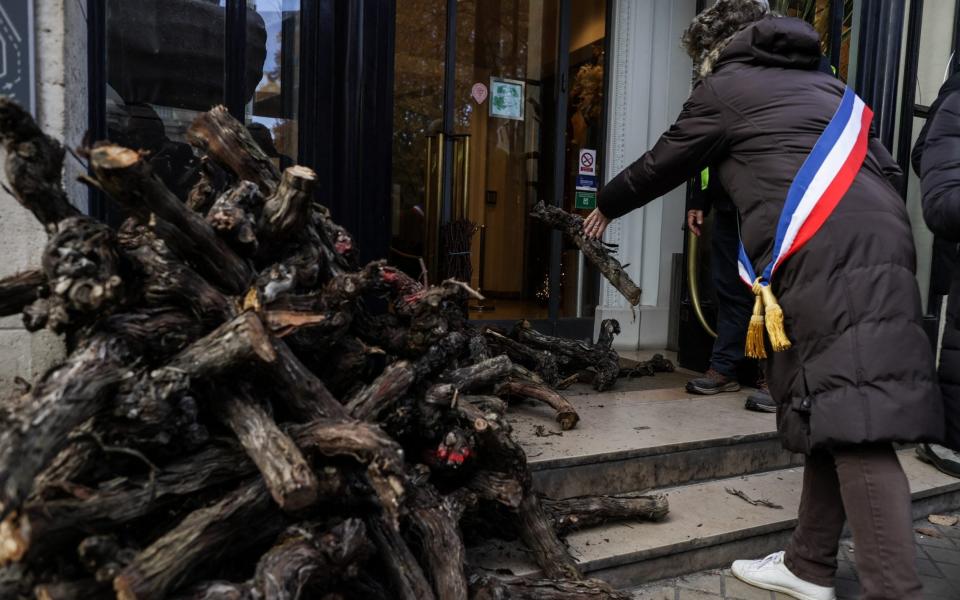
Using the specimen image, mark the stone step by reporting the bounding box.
[469,448,960,589]
[511,369,802,499]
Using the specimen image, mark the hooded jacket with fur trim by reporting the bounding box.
[599,16,943,453]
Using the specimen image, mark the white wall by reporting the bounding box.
[0,0,88,390]
[596,0,696,349]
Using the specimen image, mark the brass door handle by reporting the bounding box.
[686,231,718,339]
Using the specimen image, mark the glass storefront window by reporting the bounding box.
[390,0,607,322]
[247,1,300,171]
[390,0,447,279]
[106,0,269,199]
[770,0,854,81]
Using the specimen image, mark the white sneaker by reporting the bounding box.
[731,551,836,600]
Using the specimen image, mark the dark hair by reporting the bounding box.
[681,0,769,78]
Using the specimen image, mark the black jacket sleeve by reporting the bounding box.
[920,90,960,242]
[598,80,728,220]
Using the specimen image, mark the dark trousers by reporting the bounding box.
[785,444,922,600]
[710,209,754,377]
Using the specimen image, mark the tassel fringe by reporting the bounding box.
[764,303,792,352]
[744,279,792,358]
[746,314,768,359]
[745,294,767,359]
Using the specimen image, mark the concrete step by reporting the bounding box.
[510,368,802,499]
[469,448,960,589]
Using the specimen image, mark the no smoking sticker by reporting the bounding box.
[578,149,597,176]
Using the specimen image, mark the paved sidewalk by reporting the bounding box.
[629,514,960,599]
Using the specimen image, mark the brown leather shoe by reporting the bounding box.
[686,368,741,395]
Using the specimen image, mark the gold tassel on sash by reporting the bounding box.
[745,292,767,359]
[745,278,793,359]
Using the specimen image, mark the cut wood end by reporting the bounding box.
[112,575,137,600]
[284,165,317,180]
[274,481,320,512]
[557,412,580,431]
[0,513,28,565]
[241,312,278,364]
[89,145,141,170]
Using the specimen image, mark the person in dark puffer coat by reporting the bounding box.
[918,76,960,459]
[583,1,942,598]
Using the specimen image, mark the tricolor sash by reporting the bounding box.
[737,88,874,358]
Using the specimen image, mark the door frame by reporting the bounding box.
[432,0,615,337]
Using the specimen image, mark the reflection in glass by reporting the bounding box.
[105,0,268,199]
[248,0,300,170]
[769,0,853,81]
[390,0,447,278]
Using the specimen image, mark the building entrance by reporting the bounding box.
[390,0,609,336]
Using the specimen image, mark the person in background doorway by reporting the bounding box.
[583,1,942,598]
[916,71,960,476]
[685,168,775,412]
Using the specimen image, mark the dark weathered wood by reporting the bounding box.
[259,166,317,244]
[0,98,79,229]
[0,334,130,518]
[0,444,254,564]
[167,312,276,376]
[90,308,205,363]
[29,428,99,500]
[206,181,260,254]
[530,201,641,306]
[174,581,254,600]
[185,157,221,214]
[89,144,252,294]
[77,534,137,584]
[187,106,281,196]
[439,356,514,393]
[542,494,669,535]
[466,471,523,509]
[512,320,620,392]
[0,270,44,317]
[252,519,374,599]
[408,486,473,600]
[179,519,374,600]
[126,233,234,324]
[496,380,579,431]
[216,386,319,511]
[469,574,631,600]
[0,564,33,600]
[516,494,582,581]
[313,205,359,276]
[39,216,128,333]
[34,579,113,600]
[345,360,415,421]
[269,339,347,420]
[484,329,560,386]
[367,515,436,600]
[291,419,405,529]
[113,479,284,600]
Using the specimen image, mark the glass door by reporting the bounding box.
[390,0,608,334]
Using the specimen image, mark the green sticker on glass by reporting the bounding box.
[575,190,597,210]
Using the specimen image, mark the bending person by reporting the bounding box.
[584,2,942,599]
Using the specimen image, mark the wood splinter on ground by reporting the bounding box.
[725,487,784,510]
[0,97,677,599]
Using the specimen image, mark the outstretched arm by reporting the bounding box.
[586,80,728,240]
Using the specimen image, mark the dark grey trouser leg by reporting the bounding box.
[709,208,753,377]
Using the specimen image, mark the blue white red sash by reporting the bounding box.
[737,88,874,289]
